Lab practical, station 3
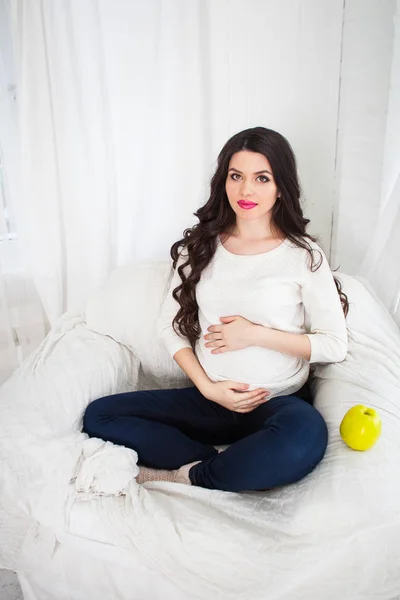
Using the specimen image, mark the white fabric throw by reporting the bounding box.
[72,438,140,500]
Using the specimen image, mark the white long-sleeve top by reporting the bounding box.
[156,235,348,399]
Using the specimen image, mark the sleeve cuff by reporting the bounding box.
[305,333,348,364]
[305,333,320,364]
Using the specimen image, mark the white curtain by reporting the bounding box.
[0,0,399,385]
[359,174,400,324]
[8,0,220,325]
[0,0,49,385]
[359,1,400,325]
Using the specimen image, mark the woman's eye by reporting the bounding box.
[229,174,270,183]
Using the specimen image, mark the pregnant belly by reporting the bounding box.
[196,341,300,386]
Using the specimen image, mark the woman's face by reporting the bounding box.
[225,150,280,222]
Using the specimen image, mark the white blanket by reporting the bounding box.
[1,277,400,600]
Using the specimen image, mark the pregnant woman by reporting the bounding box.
[83,126,349,492]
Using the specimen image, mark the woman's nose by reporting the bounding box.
[240,182,254,196]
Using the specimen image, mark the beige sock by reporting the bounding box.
[136,449,224,485]
[136,460,201,485]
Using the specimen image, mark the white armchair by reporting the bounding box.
[1,261,400,600]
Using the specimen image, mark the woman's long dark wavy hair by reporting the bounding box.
[169,126,349,352]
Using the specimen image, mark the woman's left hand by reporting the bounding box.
[203,315,257,354]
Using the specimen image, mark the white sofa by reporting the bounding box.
[0,260,400,600]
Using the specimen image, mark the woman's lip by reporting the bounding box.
[238,200,257,207]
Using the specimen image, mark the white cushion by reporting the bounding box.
[85,261,192,390]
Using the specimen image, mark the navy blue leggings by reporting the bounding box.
[82,381,328,492]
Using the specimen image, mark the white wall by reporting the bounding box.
[122,0,397,273]
[198,0,344,255]
[94,0,345,264]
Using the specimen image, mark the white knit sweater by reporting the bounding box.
[157,235,348,399]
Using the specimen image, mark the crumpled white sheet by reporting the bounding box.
[72,438,140,500]
[1,277,400,600]
[0,310,139,573]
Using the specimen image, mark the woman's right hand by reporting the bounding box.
[202,381,270,413]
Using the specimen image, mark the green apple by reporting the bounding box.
[339,404,382,451]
